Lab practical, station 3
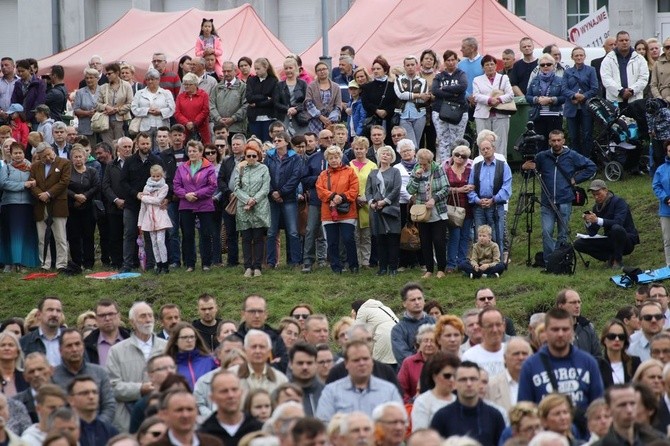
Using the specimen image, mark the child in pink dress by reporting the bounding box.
[138,165,172,274]
[195,18,223,78]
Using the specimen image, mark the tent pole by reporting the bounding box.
[319,0,331,70]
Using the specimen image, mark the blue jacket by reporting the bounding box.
[517,344,604,411]
[349,98,366,137]
[431,68,468,110]
[264,148,303,202]
[534,148,596,205]
[562,65,599,118]
[526,74,567,118]
[175,349,217,390]
[390,312,435,365]
[0,161,33,205]
[653,157,670,217]
[586,192,639,244]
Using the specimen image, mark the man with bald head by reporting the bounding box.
[189,57,216,97]
[101,137,133,269]
[591,36,617,97]
[486,337,532,411]
[106,301,166,431]
[209,60,247,136]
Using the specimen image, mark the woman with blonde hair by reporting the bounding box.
[274,57,308,135]
[366,145,401,275]
[632,358,664,398]
[278,317,301,351]
[76,311,97,332]
[349,136,376,268]
[445,144,473,272]
[332,316,355,351]
[73,68,101,144]
[245,58,278,142]
[537,393,578,444]
[316,145,359,273]
[509,402,542,443]
[0,331,27,397]
[406,148,450,278]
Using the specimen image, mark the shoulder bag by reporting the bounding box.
[438,100,464,124]
[364,82,389,133]
[446,189,466,228]
[553,159,588,206]
[491,76,517,115]
[410,171,432,223]
[91,86,111,133]
[327,170,350,214]
[400,220,421,251]
[225,166,243,215]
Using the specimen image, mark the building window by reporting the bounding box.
[660,0,670,12]
[567,0,609,29]
[499,0,526,20]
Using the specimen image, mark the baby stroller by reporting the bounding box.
[586,97,647,181]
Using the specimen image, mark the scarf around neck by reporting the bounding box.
[145,177,166,192]
[11,159,30,172]
[538,71,555,94]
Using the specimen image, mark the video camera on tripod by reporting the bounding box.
[514,121,545,160]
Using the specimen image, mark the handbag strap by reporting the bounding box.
[539,353,559,393]
[552,156,574,186]
[450,188,460,207]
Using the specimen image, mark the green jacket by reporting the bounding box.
[406,161,450,215]
[234,162,271,230]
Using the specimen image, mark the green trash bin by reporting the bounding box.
[507,97,530,165]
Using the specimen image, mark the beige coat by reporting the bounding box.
[96,80,134,121]
[355,299,399,365]
[651,54,670,100]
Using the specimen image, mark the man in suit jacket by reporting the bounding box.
[486,337,532,413]
[149,390,222,446]
[13,353,53,423]
[30,144,71,271]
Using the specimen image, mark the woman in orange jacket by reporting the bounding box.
[316,145,359,273]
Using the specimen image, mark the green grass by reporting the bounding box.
[0,173,661,335]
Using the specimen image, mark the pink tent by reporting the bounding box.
[38,5,291,91]
[300,0,574,71]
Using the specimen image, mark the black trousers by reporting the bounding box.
[107,211,124,268]
[241,227,266,270]
[573,224,635,262]
[418,219,448,273]
[377,233,400,271]
[67,207,95,268]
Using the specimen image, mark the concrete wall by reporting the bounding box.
[607,0,654,39]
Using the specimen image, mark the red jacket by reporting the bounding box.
[11,119,29,147]
[175,89,211,144]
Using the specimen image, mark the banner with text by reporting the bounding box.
[567,6,610,48]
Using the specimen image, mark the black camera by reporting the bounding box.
[514,121,545,159]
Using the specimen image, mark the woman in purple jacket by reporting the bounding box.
[164,322,217,390]
[173,140,218,271]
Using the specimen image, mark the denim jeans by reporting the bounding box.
[302,205,326,265]
[166,201,181,266]
[222,210,239,266]
[473,205,505,254]
[266,201,302,266]
[180,210,215,268]
[400,115,427,150]
[249,121,272,143]
[567,110,594,158]
[324,222,358,272]
[447,217,473,269]
[458,259,505,277]
[541,202,572,263]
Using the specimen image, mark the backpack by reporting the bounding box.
[545,242,576,275]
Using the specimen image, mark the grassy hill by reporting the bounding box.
[1,172,661,336]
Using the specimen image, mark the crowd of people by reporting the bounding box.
[1,282,670,446]
[2,28,661,276]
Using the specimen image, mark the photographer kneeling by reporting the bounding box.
[521,129,596,266]
[573,179,639,268]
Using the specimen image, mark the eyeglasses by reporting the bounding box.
[605,333,626,341]
[664,46,670,50]
[215,144,226,148]
[246,154,258,159]
[391,133,404,138]
[204,151,217,155]
[453,153,468,159]
[178,335,196,341]
[292,314,310,320]
[539,63,554,67]
[441,372,454,380]
[152,59,165,64]
[477,295,495,302]
[642,314,666,322]
[97,311,118,319]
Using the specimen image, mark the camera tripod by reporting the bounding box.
[508,166,590,269]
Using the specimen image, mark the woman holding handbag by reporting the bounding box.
[316,145,360,274]
[431,50,468,164]
[473,55,515,157]
[406,148,450,279]
[366,146,401,275]
[395,138,423,270]
[444,144,474,273]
